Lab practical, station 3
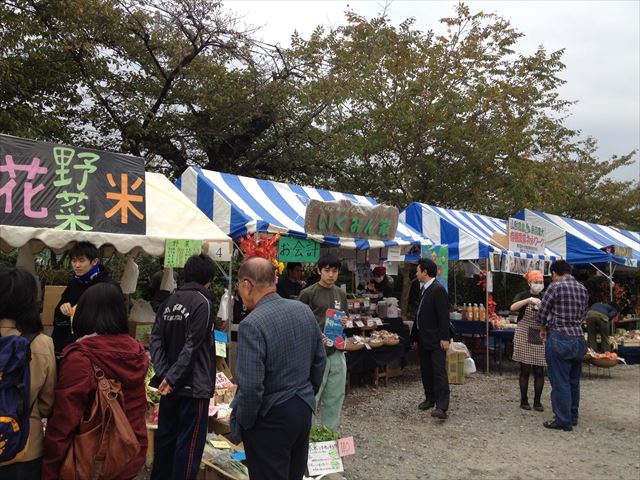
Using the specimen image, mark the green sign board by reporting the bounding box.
[277,236,320,263]
[421,245,449,292]
[164,239,203,268]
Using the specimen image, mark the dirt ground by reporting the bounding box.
[340,359,640,480]
[137,357,639,480]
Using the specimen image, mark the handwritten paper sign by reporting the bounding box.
[307,441,344,476]
[164,239,203,268]
[346,320,354,328]
[355,320,365,328]
[367,319,377,327]
[215,341,226,357]
[210,440,230,449]
[374,318,383,326]
[338,437,356,457]
[386,246,403,261]
[277,236,320,263]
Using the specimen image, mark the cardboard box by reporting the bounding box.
[447,351,466,385]
[214,385,237,405]
[128,321,154,346]
[41,285,66,326]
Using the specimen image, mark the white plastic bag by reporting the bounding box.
[448,341,471,358]
[129,298,156,323]
[217,288,231,322]
[464,357,477,375]
[159,267,177,292]
[120,257,139,294]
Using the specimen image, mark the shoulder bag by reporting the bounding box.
[60,364,141,480]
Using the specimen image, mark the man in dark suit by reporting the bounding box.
[410,259,451,420]
[230,257,326,480]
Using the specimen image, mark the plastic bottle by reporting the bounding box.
[461,303,467,320]
[473,304,479,321]
[478,304,486,322]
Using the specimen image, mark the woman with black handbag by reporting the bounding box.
[511,270,547,412]
[43,283,148,480]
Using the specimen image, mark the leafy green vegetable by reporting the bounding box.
[309,424,339,442]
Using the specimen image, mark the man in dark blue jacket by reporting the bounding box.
[149,254,216,480]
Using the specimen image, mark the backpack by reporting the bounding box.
[0,332,37,463]
[60,363,141,480]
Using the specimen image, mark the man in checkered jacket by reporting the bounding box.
[230,257,326,480]
[536,260,589,432]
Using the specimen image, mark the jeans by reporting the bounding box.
[545,330,587,427]
[315,351,346,430]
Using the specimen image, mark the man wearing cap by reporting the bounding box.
[369,265,394,297]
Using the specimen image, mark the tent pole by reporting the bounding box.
[485,258,490,374]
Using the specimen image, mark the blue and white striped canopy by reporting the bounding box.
[177,167,431,250]
[514,209,639,267]
[401,203,559,261]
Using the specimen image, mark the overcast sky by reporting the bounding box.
[229,0,639,183]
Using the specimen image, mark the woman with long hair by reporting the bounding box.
[0,267,56,478]
[43,282,148,480]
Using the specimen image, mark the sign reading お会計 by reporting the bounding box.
[0,134,146,233]
[277,236,320,263]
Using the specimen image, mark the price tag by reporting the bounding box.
[215,340,226,357]
[375,318,383,326]
[355,321,365,328]
[338,437,356,457]
[206,241,231,262]
[346,321,354,328]
[367,319,377,327]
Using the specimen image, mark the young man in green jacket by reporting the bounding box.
[298,254,347,430]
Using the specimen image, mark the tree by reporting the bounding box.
[0,0,329,180]
[284,4,638,229]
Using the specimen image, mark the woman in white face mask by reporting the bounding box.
[510,270,547,411]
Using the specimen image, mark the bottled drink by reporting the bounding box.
[478,304,486,322]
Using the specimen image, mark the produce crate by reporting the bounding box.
[446,351,465,385]
[214,385,237,404]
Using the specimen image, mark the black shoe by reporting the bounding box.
[418,400,435,411]
[431,408,448,420]
[520,402,532,411]
[533,403,544,412]
[572,420,578,426]
[543,420,572,431]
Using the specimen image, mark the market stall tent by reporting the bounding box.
[513,209,639,267]
[1,172,232,256]
[177,167,432,251]
[400,202,559,261]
